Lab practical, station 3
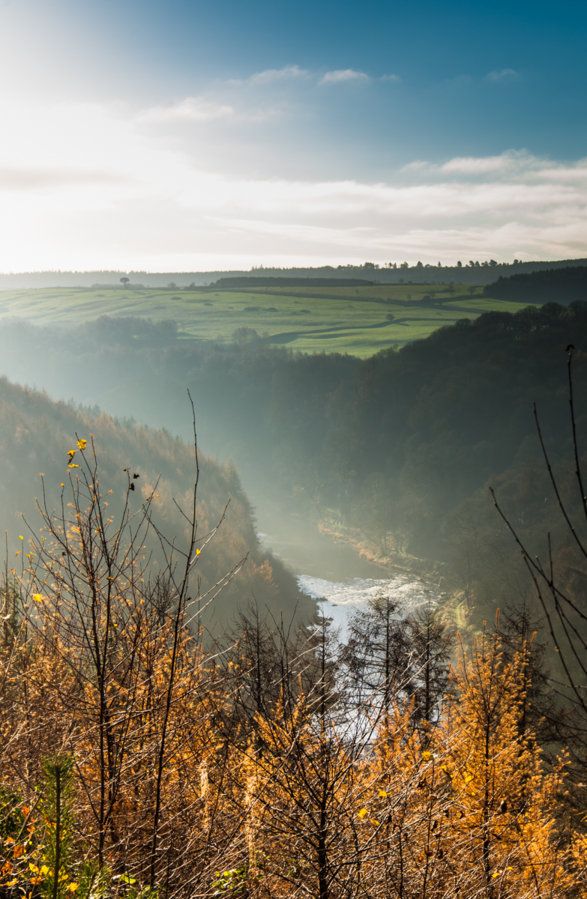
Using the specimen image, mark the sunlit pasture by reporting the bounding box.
[0,283,529,357]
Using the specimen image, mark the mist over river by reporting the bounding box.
[255,498,436,635]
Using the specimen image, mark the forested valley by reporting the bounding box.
[0,293,585,896]
[0,302,585,611]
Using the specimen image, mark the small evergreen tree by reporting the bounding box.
[39,756,76,899]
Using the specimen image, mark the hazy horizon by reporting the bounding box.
[0,256,586,277]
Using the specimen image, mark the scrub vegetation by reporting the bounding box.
[0,452,585,897]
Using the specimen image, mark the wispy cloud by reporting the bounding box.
[137,97,236,124]
[0,100,585,269]
[0,167,127,190]
[485,67,519,83]
[246,64,310,85]
[403,151,535,176]
[441,155,518,174]
[407,151,587,184]
[136,95,280,126]
[320,69,370,85]
[226,65,399,90]
[226,65,311,87]
[171,157,587,265]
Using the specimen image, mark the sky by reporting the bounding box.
[0,0,586,271]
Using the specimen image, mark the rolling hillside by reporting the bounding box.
[0,283,527,356]
[0,376,311,632]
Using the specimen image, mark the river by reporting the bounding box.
[257,508,436,637]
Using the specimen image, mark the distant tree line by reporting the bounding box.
[213,277,376,288]
[1,257,587,289]
[485,265,587,304]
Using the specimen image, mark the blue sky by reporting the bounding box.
[0,0,585,269]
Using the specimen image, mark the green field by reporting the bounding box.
[0,284,530,357]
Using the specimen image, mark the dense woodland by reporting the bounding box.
[486,267,587,304]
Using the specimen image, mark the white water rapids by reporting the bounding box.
[257,512,435,635]
[298,572,435,634]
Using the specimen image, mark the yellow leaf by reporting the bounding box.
[357,807,368,820]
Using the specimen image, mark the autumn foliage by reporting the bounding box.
[0,440,584,898]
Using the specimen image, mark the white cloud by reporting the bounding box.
[137,97,236,124]
[225,65,310,88]
[320,69,370,85]
[400,160,429,173]
[534,160,587,182]
[486,67,519,83]
[403,151,536,176]
[247,65,310,85]
[226,65,397,90]
[136,95,282,127]
[441,155,518,174]
[0,167,127,190]
[0,101,585,270]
